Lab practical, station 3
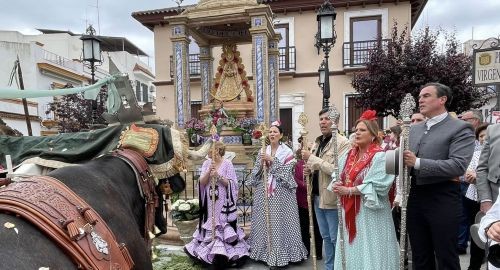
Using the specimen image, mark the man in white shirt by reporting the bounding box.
[403,82,475,269]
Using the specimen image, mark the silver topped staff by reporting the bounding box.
[398,93,416,270]
[255,122,272,254]
[209,124,218,242]
[329,105,346,270]
[298,112,317,270]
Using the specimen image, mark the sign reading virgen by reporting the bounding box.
[474,49,500,86]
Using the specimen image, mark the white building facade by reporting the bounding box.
[0,29,156,135]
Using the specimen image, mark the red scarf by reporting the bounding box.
[340,143,382,243]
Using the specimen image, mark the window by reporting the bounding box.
[345,94,384,135]
[142,83,148,103]
[279,108,293,145]
[188,36,200,54]
[191,101,202,120]
[149,85,155,103]
[274,23,296,71]
[135,80,141,102]
[275,24,289,48]
[350,16,381,42]
[345,16,382,66]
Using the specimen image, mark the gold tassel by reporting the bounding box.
[83,209,98,225]
[65,221,80,240]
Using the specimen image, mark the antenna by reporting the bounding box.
[96,0,101,35]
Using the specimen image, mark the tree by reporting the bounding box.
[48,84,108,133]
[352,23,489,118]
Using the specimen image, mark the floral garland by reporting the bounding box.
[211,44,253,102]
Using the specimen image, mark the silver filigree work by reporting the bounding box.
[91,231,109,255]
[399,93,416,121]
[328,105,340,128]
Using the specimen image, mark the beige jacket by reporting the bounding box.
[307,133,351,209]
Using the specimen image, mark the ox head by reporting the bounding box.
[154,173,185,236]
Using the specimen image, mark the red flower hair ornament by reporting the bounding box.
[359,110,378,121]
[271,120,281,127]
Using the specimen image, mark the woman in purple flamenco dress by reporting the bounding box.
[184,141,249,269]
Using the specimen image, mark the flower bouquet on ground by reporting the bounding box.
[171,198,200,221]
[171,198,200,244]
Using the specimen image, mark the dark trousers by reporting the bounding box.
[298,206,322,258]
[464,197,485,270]
[458,183,470,250]
[408,182,461,270]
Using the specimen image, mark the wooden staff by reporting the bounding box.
[210,125,218,242]
[398,94,416,270]
[298,113,317,270]
[329,105,347,270]
[255,123,272,254]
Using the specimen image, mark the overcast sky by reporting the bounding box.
[1,0,499,68]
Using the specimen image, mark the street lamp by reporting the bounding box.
[80,25,102,127]
[318,60,328,106]
[315,0,337,109]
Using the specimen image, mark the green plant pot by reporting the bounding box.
[242,133,252,145]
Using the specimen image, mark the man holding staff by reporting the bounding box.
[302,108,350,270]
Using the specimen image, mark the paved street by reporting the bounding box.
[157,244,486,269]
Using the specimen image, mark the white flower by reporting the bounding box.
[187,199,199,206]
[171,201,179,210]
[178,203,191,211]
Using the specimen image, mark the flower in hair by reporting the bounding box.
[271,120,281,127]
[359,110,377,121]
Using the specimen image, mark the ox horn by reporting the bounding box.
[187,140,213,160]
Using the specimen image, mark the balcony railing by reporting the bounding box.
[170,169,254,227]
[169,54,200,78]
[169,46,296,78]
[279,46,296,72]
[343,39,390,67]
[36,47,82,74]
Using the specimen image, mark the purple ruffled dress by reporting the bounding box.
[184,159,249,264]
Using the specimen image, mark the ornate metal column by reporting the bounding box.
[250,16,271,124]
[170,21,191,128]
[268,36,280,123]
[199,46,213,105]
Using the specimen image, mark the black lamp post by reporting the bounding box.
[315,0,337,109]
[318,60,327,107]
[80,25,102,126]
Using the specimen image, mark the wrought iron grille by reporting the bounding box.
[170,47,296,77]
[168,168,254,228]
[169,54,201,77]
[343,39,390,67]
[279,46,296,71]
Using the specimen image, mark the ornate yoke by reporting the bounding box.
[0,149,159,270]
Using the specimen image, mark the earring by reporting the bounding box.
[371,137,375,142]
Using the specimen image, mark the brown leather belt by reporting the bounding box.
[0,176,134,269]
[111,148,158,254]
